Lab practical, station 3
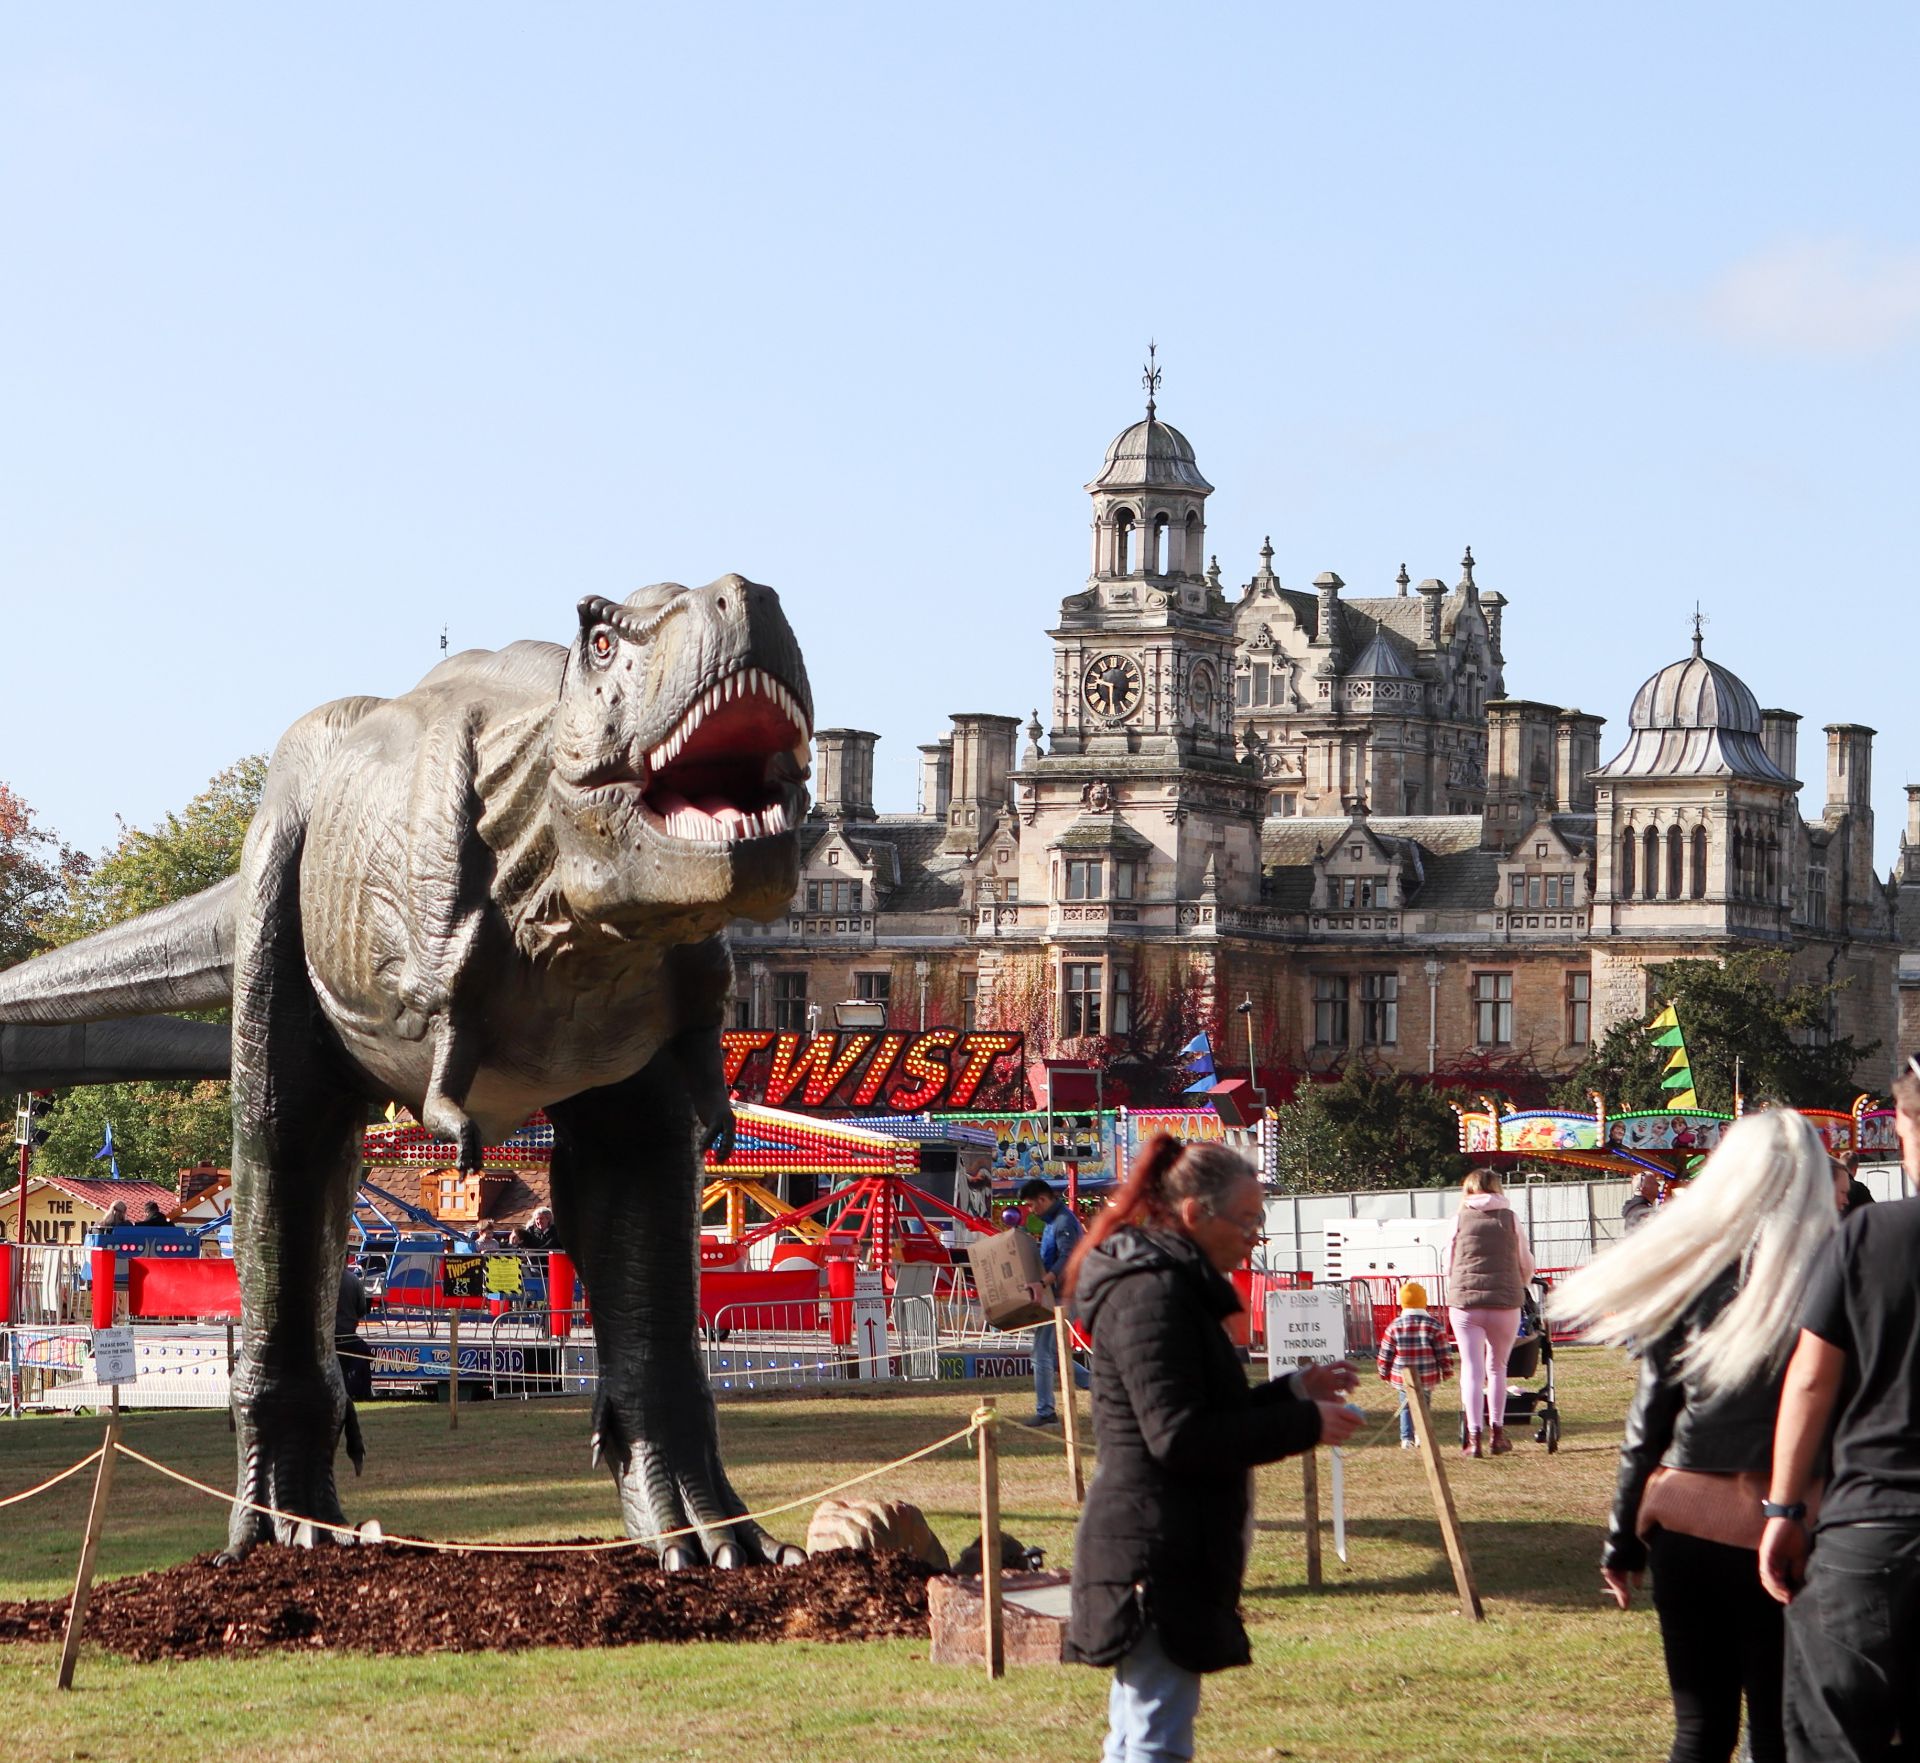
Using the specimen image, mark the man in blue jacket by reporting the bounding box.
[1019,1176,1085,1427]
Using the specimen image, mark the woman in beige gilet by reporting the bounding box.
[1442,1168,1536,1456]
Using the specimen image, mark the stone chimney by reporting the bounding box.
[1553,710,1605,813]
[811,729,877,822]
[943,713,1021,854]
[1825,724,1875,818]
[1481,590,1507,664]
[1482,700,1557,851]
[1760,709,1801,784]
[1311,572,1345,668]
[1417,578,1446,649]
[917,738,952,819]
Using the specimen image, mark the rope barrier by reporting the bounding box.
[0,1448,105,1509]
[112,1415,983,1556]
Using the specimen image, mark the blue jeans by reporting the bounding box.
[1033,1318,1057,1419]
[1398,1389,1415,1444]
[1103,1626,1202,1762]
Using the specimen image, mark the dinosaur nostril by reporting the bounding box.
[715,596,728,615]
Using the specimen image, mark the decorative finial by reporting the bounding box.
[1396,562,1410,597]
[1260,534,1274,566]
[1142,340,1162,419]
[1691,603,1708,658]
[440,624,449,655]
[1460,546,1475,584]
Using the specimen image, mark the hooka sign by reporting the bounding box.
[720,1029,1024,1113]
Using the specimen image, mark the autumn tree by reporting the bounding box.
[0,782,89,967]
[1270,1065,1468,1192]
[1557,949,1875,1115]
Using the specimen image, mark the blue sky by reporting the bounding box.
[6,6,1918,866]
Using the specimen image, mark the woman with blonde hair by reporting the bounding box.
[1548,1108,1840,1763]
[1442,1167,1536,1456]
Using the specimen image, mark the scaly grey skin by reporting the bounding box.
[0,575,813,1567]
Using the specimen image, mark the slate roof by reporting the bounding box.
[1260,813,1506,914]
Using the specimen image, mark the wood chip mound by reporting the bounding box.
[0,1545,934,1659]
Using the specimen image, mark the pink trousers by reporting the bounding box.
[1450,1306,1521,1438]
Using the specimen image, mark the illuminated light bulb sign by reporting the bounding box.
[720,1029,1024,1113]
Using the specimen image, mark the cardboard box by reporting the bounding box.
[965,1226,1053,1330]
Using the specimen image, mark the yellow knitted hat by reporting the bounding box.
[1398,1281,1428,1309]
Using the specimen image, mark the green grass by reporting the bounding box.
[0,1353,1670,1762]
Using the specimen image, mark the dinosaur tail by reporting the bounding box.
[0,874,238,1026]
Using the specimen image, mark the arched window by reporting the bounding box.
[1642,826,1660,900]
[1666,825,1685,900]
[1732,827,1746,898]
[1765,835,1780,898]
[1152,514,1170,576]
[1620,833,1636,900]
[1690,825,1708,899]
[1113,508,1134,575]
[1184,510,1200,576]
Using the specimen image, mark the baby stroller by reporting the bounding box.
[1458,1276,1561,1453]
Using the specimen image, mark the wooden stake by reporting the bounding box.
[1302,1445,1323,1589]
[57,1388,120,1690]
[447,1306,460,1432]
[1407,1376,1484,1621]
[976,1397,1004,1679]
[1054,1310,1084,1504]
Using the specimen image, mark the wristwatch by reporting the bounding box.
[1760,1499,1807,1522]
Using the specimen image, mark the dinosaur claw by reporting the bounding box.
[772,1542,808,1568]
[712,1542,744,1570]
[590,1432,603,1469]
[662,1543,699,1573]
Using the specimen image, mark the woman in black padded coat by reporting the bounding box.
[1063,1135,1362,1761]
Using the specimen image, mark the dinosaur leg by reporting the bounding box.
[548,1052,804,1570]
[221,767,370,1560]
[222,1081,367,1560]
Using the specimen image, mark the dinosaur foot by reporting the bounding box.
[219,1432,356,1563]
[593,1421,803,1570]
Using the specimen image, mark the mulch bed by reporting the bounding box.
[0,1546,935,1660]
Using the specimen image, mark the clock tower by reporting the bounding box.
[1003,364,1268,989]
[1046,359,1241,764]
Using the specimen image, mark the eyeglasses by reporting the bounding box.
[1210,1212,1264,1238]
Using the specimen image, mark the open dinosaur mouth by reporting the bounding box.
[641,666,811,844]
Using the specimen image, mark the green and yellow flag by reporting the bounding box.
[1648,1004,1697,1110]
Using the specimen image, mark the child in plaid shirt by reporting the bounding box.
[1377,1281,1452,1447]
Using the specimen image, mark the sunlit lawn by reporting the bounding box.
[0,1351,1668,1762]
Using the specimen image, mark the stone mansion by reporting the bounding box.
[729,396,1920,1093]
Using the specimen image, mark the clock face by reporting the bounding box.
[1083,652,1143,719]
[1189,662,1215,725]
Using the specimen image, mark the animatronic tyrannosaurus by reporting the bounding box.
[0,575,814,1567]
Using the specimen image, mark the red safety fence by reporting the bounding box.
[1229,1266,1315,1347]
[91,1249,241,1328]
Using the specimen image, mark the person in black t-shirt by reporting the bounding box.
[1762,1063,1920,1761]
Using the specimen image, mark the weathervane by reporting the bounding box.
[1143,340,1162,418]
[1691,602,1708,658]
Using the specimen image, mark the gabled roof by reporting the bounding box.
[1050,814,1155,853]
[0,1174,184,1219]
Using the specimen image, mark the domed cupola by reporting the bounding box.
[1083,346,1213,583]
[1594,630,1791,783]
[1088,415,1213,494]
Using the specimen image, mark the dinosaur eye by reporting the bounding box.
[590,627,615,662]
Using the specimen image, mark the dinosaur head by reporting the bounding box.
[550,574,813,931]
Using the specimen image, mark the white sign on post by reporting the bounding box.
[1265,1288,1351,1564]
[91,1327,136,1386]
[850,1270,890,1381]
[1265,1288,1347,1366]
